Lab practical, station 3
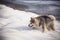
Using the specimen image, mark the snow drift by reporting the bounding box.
[0,4,60,40]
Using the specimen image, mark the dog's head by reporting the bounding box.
[28,17,40,28]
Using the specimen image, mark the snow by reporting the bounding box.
[0,4,60,40]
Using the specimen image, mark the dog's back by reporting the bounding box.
[36,15,52,22]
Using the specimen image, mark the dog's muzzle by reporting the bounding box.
[28,24,33,27]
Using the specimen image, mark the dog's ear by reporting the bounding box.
[31,17,33,20]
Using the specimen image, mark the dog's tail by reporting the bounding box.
[48,15,56,21]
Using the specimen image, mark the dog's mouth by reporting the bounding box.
[28,24,37,29]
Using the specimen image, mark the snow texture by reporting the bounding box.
[0,4,60,40]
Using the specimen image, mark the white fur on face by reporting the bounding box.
[29,23,36,27]
[29,20,39,28]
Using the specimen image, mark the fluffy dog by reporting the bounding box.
[28,15,56,32]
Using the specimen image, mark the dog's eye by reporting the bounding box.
[30,20,35,23]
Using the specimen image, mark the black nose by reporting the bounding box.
[28,24,30,27]
[28,24,33,27]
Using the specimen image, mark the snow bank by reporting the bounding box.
[0,4,38,28]
[0,4,60,40]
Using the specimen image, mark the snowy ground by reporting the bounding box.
[0,4,60,40]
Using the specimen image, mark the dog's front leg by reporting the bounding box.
[42,23,48,32]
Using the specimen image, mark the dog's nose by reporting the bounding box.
[28,24,30,27]
[28,24,33,27]
[28,24,31,27]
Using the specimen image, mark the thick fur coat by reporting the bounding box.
[28,15,56,32]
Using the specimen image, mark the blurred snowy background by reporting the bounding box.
[0,0,60,40]
[0,0,60,17]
